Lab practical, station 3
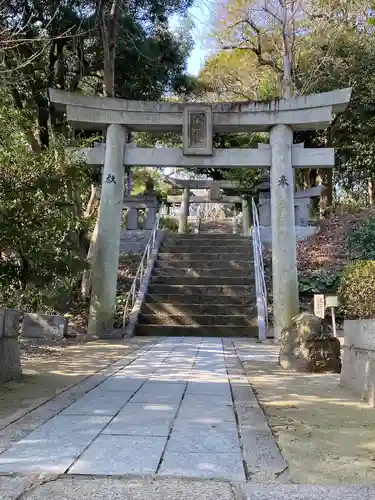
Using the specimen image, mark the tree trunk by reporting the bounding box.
[368,179,373,205]
[81,218,99,298]
[100,0,120,98]
[82,0,121,298]
[324,168,333,206]
[281,2,293,99]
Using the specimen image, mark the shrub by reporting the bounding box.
[159,216,178,233]
[346,214,375,260]
[299,270,342,296]
[339,260,375,319]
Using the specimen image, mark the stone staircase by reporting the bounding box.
[136,228,258,337]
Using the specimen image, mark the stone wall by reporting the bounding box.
[119,230,152,254]
[340,319,375,407]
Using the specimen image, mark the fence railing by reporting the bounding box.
[122,213,160,328]
[251,199,268,341]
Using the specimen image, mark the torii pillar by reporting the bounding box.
[88,125,127,336]
[178,187,190,233]
[269,125,299,340]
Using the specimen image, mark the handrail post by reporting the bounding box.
[251,198,268,342]
[122,210,161,329]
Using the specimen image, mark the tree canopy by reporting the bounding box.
[0,0,195,311]
[193,0,375,202]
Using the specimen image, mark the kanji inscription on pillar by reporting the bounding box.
[183,105,213,156]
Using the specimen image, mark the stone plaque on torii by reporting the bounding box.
[50,87,352,341]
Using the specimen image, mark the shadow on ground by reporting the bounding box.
[0,338,154,426]
[236,341,375,485]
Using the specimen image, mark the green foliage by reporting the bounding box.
[346,215,375,260]
[159,216,179,233]
[299,270,342,296]
[339,260,375,319]
[0,105,90,311]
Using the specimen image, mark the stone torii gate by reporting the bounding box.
[50,88,351,340]
[164,177,252,235]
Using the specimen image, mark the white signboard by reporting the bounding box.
[314,294,326,319]
[325,295,339,308]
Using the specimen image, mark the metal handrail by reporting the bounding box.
[122,213,160,328]
[251,198,268,341]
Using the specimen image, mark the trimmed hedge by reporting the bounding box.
[339,260,375,319]
[346,214,375,260]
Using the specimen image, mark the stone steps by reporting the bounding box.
[160,242,251,251]
[136,325,258,337]
[135,232,258,338]
[139,313,257,327]
[150,276,255,286]
[157,253,250,261]
[162,240,250,247]
[152,268,253,278]
[141,302,256,315]
[154,260,252,271]
[147,284,255,296]
[144,293,254,306]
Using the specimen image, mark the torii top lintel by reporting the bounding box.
[49,88,352,134]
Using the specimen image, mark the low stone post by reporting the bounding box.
[270,124,299,341]
[242,197,251,236]
[126,208,139,230]
[0,309,21,383]
[144,202,158,229]
[88,124,127,337]
[178,187,190,234]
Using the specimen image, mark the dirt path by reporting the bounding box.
[0,338,155,427]
[236,341,375,485]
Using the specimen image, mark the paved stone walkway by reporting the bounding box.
[0,337,285,481]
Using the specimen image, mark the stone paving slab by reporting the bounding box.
[20,477,237,500]
[0,337,286,482]
[97,376,146,393]
[130,382,186,404]
[177,399,236,423]
[4,477,375,500]
[69,434,166,475]
[241,429,287,475]
[166,420,240,454]
[241,484,372,500]
[223,340,288,481]
[102,402,178,437]
[61,389,134,416]
[182,392,232,406]
[0,415,110,474]
[186,381,231,396]
[159,451,246,481]
[0,476,35,500]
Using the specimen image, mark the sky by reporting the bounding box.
[170,0,216,76]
